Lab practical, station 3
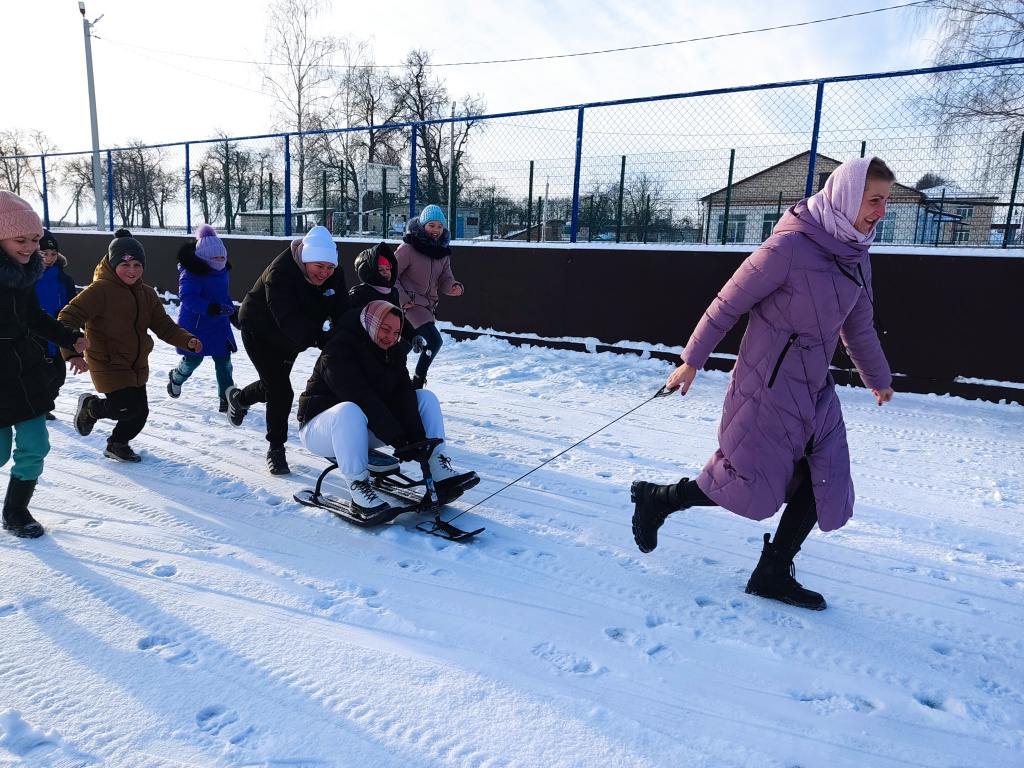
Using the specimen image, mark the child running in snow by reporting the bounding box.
[167,224,236,413]
[60,229,201,463]
[34,229,79,418]
[1,192,89,538]
[395,205,464,389]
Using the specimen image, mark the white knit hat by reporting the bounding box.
[300,226,338,265]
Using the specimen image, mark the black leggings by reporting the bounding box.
[772,459,819,553]
[92,385,149,443]
[238,330,296,449]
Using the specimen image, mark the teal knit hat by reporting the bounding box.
[419,205,446,228]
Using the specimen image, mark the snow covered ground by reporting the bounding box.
[2,327,1023,768]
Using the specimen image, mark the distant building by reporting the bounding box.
[915,184,1000,246]
[699,152,922,245]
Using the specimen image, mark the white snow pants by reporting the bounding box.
[299,389,446,477]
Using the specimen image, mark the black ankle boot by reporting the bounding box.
[745,533,826,610]
[2,476,44,539]
[630,478,694,553]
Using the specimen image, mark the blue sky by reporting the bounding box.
[8,0,939,154]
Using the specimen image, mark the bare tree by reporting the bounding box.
[390,50,487,207]
[625,173,665,242]
[259,0,339,208]
[917,1,1024,181]
[57,155,97,226]
[0,129,56,198]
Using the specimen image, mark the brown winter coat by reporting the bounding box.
[58,256,196,393]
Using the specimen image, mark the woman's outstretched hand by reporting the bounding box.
[872,387,894,406]
[667,363,698,396]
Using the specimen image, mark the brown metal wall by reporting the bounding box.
[56,232,1024,388]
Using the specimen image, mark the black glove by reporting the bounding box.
[229,308,240,329]
[207,302,235,316]
[392,433,429,463]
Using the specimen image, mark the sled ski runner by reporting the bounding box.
[294,439,484,542]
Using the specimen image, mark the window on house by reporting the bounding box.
[818,172,831,191]
[876,218,895,242]
[762,212,781,240]
[717,214,747,242]
[956,205,974,219]
[954,226,971,243]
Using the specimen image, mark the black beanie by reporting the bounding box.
[39,229,59,253]
[107,228,146,268]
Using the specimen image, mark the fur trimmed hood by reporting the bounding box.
[0,249,44,291]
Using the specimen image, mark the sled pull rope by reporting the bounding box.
[447,385,676,522]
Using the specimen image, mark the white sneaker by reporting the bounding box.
[347,470,391,515]
[427,453,478,493]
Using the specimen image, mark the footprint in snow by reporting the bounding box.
[152,565,177,577]
[793,689,879,715]
[531,643,599,675]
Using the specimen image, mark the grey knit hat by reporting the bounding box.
[107,228,146,268]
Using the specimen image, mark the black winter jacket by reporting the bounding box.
[238,241,349,356]
[1,250,83,428]
[348,242,399,311]
[297,309,423,446]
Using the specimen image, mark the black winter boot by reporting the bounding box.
[266,447,290,475]
[745,533,826,611]
[2,476,44,539]
[631,478,709,553]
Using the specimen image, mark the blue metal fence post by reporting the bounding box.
[284,135,292,237]
[804,81,826,198]
[185,142,192,234]
[40,155,50,228]
[570,107,585,243]
[721,149,735,245]
[410,124,418,219]
[106,149,114,231]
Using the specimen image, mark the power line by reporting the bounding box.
[95,36,267,96]
[95,2,928,70]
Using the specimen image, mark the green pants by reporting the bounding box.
[0,415,49,482]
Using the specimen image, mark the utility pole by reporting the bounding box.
[79,2,106,232]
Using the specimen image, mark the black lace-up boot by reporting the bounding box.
[745,533,826,610]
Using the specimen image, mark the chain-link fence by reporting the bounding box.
[4,59,1024,248]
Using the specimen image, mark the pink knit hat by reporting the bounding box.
[0,191,44,240]
[360,299,403,343]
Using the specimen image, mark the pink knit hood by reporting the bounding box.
[805,156,878,245]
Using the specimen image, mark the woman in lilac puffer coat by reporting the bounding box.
[631,156,896,611]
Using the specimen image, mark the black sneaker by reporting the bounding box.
[266,447,290,475]
[74,393,99,436]
[225,386,247,426]
[104,441,142,463]
[167,370,182,398]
